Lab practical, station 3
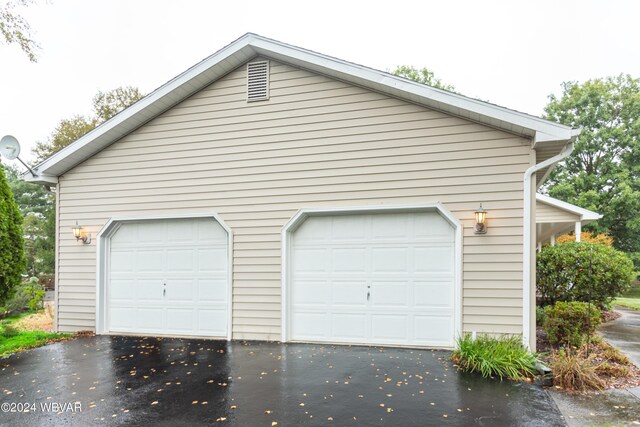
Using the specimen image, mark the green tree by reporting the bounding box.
[32,86,145,163]
[0,0,39,62]
[0,165,26,305]
[3,163,49,216]
[392,65,456,91]
[32,115,96,164]
[544,75,640,253]
[2,164,53,277]
[92,86,144,122]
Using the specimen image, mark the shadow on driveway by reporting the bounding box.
[0,336,564,426]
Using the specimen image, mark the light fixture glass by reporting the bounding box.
[474,204,487,234]
[72,222,83,239]
[72,221,91,244]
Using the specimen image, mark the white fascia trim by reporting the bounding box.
[536,193,602,221]
[33,33,576,179]
[523,144,574,349]
[95,212,234,340]
[250,37,576,141]
[280,202,463,349]
[33,34,258,177]
[23,173,57,186]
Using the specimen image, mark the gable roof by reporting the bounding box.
[26,33,580,185]
[536,193,602,222]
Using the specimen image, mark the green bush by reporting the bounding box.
[536,306,546,326]
[1,278,44,315]
[0,322,18,338]
[537,242,634,308]
[452,334,538,380]
[543,301,601,347]
[0,166,27,306]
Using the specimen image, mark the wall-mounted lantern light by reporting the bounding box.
[474,204,487,234]
[72,221,91,244]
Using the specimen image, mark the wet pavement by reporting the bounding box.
[0,336,565,426]
[549,307,640,426]
[600,307,640,367]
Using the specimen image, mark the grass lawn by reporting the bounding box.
[0,312,71,357]
[614,281,640,310]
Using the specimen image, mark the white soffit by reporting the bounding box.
[27,33,578,183]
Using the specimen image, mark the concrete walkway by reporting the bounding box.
[601,308,640,368]
[549,307,640,426]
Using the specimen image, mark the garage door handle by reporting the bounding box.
[163,283,166,297]
[367,291,370,301]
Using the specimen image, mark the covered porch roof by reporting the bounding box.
[536,193,602,244]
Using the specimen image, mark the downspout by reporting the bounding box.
[522,142,574,348]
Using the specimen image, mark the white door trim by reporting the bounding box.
[95,212,234,340]
[281,203,463,348]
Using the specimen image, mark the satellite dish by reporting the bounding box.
[0,135,21,160]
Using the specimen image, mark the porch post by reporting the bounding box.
[575,221,582,242]
[550,234,555,246]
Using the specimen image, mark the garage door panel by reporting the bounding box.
[136,280,163,302]
[414,282,453,307]
[137,222,165,243]
[290,211,456,347]
[137,250,165,272]
[293,248,328,273]
[371,315,408,341]
[108,218,229,338]
[166,220,195,243]
[165,279,194,302]
[109,307,135,330]
[332,248,366,272]
[110,279,135,302]
[371,247,408,272]
[111,224,136,245]
[198,219,228,242]
[166,249,194,271]
[166,308,195,332]
[292,281,328,305]
[199,248,227,272]
[414,315,454,344]
[371,214,408,239]
[331,216,367,241]
[198,279,228,303]
[136,308,164,330]
[331,314,366,339]
[332,281,366,306]
[110,251,135,272]
[414,246,454,272]
[414,213,454,238]
[294,218,329,242]
[370,281,408,307]
[292,312,327,338]
[198,309,227,335]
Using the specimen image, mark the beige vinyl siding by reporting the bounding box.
[56,59,533,339]
[536,201,580,223]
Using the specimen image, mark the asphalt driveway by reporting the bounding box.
[0,336,564,426]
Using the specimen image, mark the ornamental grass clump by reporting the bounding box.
[452,334,538,381]
[549,349,604,392]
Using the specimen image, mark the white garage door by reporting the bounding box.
[108,218,229,337]
[290,211,455,347]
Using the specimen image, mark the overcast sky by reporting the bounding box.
[1,0,638,163]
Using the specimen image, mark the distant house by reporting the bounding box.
[26,34,593,351]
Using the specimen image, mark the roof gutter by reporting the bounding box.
[522,142,574,349]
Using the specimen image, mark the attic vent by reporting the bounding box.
[247,60,270,102]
